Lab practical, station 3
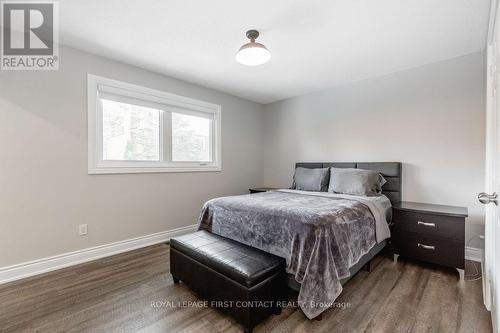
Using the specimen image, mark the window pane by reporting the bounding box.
[172,112,211,162]
[101,99,160,161]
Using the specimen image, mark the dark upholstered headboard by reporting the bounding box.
[295,162,402,204]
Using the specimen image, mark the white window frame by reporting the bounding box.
[88,74,222,174]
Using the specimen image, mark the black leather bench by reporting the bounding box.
[170,231,286,333]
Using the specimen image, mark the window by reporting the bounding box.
[88,75,221,174]
[101,100,161,162]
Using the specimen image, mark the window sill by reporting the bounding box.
[88,165,222,175]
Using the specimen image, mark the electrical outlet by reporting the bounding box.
[79,224,88,236]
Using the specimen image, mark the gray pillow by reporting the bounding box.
[292,167,330,192]
[328,167,386,196]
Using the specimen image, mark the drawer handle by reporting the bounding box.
[417,221,436,227]
[417,243,435,250]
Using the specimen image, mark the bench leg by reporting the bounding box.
[243,326,253,333]
[172,275,180,284]
[363,260,372,272]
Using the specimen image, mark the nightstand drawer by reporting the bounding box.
[392,231,464,269]
[393,210,465,241]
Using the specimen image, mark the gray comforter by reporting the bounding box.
[197,189,390,319]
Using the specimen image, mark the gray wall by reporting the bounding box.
[0,46,265,267]
[263,52,486,247]
[0,48,487,268]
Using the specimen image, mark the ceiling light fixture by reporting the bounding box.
[235,30,271,66]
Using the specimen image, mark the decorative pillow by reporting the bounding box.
[292,167,330,192]
[328,167,386,196]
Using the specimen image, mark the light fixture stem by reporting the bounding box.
[246,30,260,42]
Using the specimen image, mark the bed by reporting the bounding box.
[197,162,402,319]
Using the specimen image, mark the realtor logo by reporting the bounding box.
[1,0,59,70]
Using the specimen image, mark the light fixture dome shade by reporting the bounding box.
[236,42,271,66]
[235,29,271,67]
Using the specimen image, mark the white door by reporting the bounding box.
[483,2,500,331]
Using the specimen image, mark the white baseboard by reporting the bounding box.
[0,224,197,285]
[465,246,483,263]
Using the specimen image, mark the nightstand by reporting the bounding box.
[249,187,279,194]
[392,201,468,279]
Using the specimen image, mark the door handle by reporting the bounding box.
[478,192,498,205]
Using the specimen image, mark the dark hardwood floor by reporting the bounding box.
[0,244,491,333]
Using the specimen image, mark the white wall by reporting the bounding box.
[263,52,486,248]
[0,46,264,267]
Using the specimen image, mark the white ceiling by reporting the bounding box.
[60,0,491,104]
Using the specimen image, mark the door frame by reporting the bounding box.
[486,1,499,331]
